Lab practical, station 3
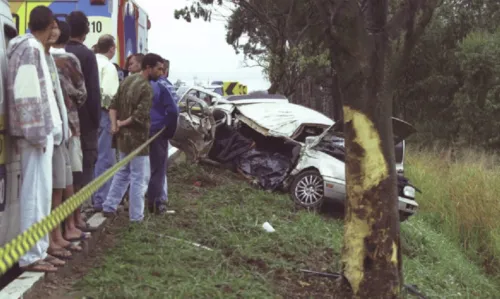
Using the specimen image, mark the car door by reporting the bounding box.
[170,95,216,161]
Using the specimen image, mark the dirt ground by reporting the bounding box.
[24,216,129,299]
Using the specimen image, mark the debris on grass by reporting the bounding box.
[262,221,275,233]
[156,233,213,251]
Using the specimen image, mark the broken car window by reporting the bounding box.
[313,130,346,161]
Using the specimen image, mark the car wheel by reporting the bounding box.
[399,212,410,222]
[290,170,325,210]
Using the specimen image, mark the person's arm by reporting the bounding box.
[101,63,119,109]
[109,83,122,133]
[109,109,118,134]
[9,46,50,148]
[117,116,133,127]
[83,52,101,128]
[121,84,153,128]
[165,79,180,104]
[68,55,87,108]
[161,84,179,139]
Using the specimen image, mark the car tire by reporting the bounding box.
[290,170,325,210]
[399,212,410,222]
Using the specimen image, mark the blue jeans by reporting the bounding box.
[103,153,150,222]
[92,110,116,209]
[147,133,168,207]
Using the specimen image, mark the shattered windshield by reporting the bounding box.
[176,86,189,97]
[312,129,346,161]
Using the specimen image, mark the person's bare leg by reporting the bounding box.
[63,185,84,246]
[48,189,72,259]
[75,209,86,227]
[70,184,85,230]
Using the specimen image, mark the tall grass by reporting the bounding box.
[406,146,500,274]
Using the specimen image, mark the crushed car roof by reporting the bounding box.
[234,102,334,138]
[225,94,287,101]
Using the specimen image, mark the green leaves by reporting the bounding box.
[174,0,223,22]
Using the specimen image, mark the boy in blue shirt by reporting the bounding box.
[147,60,179,214]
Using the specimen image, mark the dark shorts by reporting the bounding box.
[73,130,98,187]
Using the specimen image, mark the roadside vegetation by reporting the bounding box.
[60,160,499,298]
[407,146,500,277]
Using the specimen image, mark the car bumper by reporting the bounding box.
[322,179,418,215]
[398,196,418,214]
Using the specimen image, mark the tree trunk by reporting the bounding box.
[340,91,402,299]
[333,0,403,298]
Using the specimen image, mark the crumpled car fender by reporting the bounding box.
[170,95,216,161]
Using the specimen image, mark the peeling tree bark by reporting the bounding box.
[341,106,401,298]
[326,0,403,298]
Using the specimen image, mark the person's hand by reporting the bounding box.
[111,123,119,134]
[117,120,123,127]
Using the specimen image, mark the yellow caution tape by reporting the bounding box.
[0,128,165,274]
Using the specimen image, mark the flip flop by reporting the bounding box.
[47,248,72,260]
[64,243,82,252]
[44,255,66,267]
[76,222,98,232]
[20,260,57,273]
[66,232,91,242]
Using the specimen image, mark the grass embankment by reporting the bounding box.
[406,147,500,279]
[68,160,498,298]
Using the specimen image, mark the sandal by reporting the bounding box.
[66,232,91,242]
[76,222,98,232]
[44,255,66,267]
[20,260,57,273]
[47,248,72,260]
[64,243,82,252]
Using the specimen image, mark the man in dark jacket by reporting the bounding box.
[158,59,179,104]
[147,59,179,215]
[65,11,100,232]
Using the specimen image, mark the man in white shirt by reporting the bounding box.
[92,34,119,211]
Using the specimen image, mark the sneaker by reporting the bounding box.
[102,206,124,218]
[156,204,168,215]
[102,211,117,218]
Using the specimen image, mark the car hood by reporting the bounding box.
[234,102,333,138]
[215,98,288,105]
[329,117,416,144]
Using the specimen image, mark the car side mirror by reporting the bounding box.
[305,136,316,146]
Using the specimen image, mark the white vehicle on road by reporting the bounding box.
[287,118,419,221]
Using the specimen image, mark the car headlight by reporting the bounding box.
[403,186,415,198]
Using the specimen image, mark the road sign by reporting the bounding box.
[223,82,239,95]
[239,84,248,94]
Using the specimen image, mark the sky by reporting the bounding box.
[134,0,270,91]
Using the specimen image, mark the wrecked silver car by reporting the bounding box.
[171,95,419,221]
[286,118,419,221]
